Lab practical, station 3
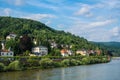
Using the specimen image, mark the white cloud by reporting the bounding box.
[65,18,117,42]
[6,0,25,6]
[26,0,59,11]
[71,19,116,29]
[3,8,11,16]
[42,0,65,4]
[23,14,56,21]
[102,0,120,9]
[15,0,24,6]
[75,5,92,17]
[0,8,56,24]
[88,19,115,28]
[111,27,120,36]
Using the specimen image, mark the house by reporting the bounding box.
[0,50,14,60]
[95,50,101,55]
[60,49,73,57]
[76,50,87,56]
[0,41,14,61]
[88,50,95,55]
[50,42,57,48]
[32,46,48,56]
[0,50,14,57]
[6,33,17,40]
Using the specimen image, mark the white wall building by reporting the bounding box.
[32,46,48,56]
[76,50,87,56]
[0,50,14,57]
[6,33,17,40]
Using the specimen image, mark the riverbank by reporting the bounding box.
[0,56,110,72]
[0,59,118,80]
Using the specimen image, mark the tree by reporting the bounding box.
[5,39,20,55]
[23,50,30,56]
[19,34,33,53]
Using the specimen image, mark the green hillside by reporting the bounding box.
[96,42,120,48]
[94,42,120,56]
[0,16,97,55]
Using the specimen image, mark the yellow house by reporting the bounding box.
[76,50,87,56]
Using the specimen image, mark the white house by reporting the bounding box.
[32,46,48,56]
[50,42,57,48]
[0,50,14,57]
[6,33,17,40]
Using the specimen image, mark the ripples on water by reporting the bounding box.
[0,59,120,80]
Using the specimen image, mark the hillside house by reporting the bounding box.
[88,50,95,55]
[0,42,14,57]
[50,42,57,48]
[60,49,73,57]
[6,33,17,40]
[76,50,87,56]
[0,50,14,57]
[95,50,101,55]
[32,46,48,56]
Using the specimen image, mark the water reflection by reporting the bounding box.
[0,59,120,80]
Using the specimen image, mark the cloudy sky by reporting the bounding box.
[0,0,120,42]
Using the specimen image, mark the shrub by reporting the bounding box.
[53,62,62,67]
[0,59,11,66]
[102,57,108,63]
[81,57,90,65]
[61,59,70,67]
[70,59,79,66]
[39,58,54,69]
[0,63,5,72]
[7,60,22,71]
[27,59,39,67]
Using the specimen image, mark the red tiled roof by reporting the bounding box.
[0,50,11,52]
[60,49,68,54]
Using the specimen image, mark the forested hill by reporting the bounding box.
[95,42,120,48]
[93,42,120,56]
[0,16,55,37]
[0,16,97,55]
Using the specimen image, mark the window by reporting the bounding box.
[10,53,13,55]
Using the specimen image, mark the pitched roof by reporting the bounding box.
[0,50,13,52]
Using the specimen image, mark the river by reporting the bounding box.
[0,59,120,80]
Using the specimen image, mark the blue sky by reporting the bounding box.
[0,0,120,42]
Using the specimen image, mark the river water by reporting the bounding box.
[0,59,120,80]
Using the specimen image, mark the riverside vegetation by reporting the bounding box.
[0,56,110,72]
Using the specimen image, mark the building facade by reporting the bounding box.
[0,50,14,57]
[32,46,48,56]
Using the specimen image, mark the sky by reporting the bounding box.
[0,0,120,42]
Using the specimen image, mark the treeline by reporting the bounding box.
[0,16,98,55]
[0,56,110,72]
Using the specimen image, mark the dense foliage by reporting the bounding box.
[0,16,97,55]
[0,56,110,71]
[7,60,22,71]
[0,63,5,71]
